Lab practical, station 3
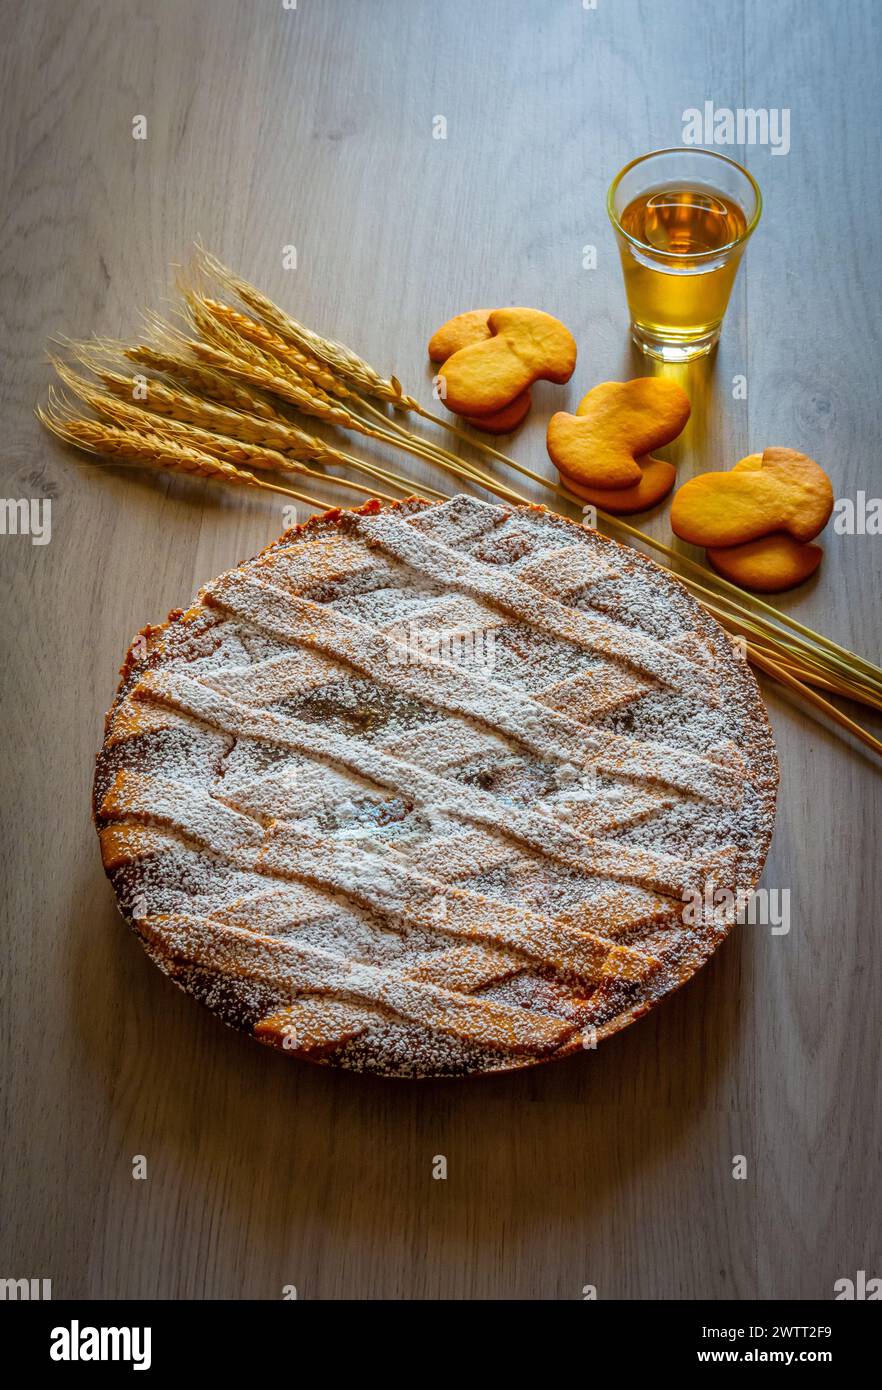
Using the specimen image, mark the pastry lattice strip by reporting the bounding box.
[202,570,740,805]
[384,828,676,935]
[256,825,662,985]
[514,543,625,601]
[100,825,674,1065]
[98,772,663,986]
[139,911,577,1057]
[228,932,521,1057]
[255,514,697,695]
[127,674,719,897]
[348,511,715,695]
[214,894,526,1057]
[537,664,658,721]
[100,821,624,1057]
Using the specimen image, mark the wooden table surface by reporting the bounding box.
[2,0,880,1301]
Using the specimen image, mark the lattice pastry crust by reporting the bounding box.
[94,496,778,1077]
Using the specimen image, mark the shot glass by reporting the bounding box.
[608,148,762,362]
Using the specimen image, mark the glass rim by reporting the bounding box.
[607,147,763,261]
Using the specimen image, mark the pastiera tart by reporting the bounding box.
[94,496,777,1078]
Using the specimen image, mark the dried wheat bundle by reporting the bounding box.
[179,300,358,419]
[148,306,499,493]
[55,354,290,444]
[53,370,395,504]
[185,258,581,499]
[65,355,306,451]
[190,248,520,449]
[182,288,353,402]
[194,246,420,409]
[65,334,284,422]
[49,347,441,505]
[146,311,369,433]
[38,392,327,508]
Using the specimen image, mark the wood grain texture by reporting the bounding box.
[1,0,879,1300]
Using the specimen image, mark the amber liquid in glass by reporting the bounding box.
[618,185,748,342]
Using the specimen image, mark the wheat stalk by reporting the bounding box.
[54,354,299,448]
[194,245,420,409]
[183,289,354,402]
[747,643,882,710]
[56,358,341,476]
[178,302,363,422]
[746,645,882,756]
[38,393,327,508]
[58,346,448,503]
[190,247,548,455]
[146,311,370,432]
[67,380,396,505]
[64,334,285,421]
[126,346,284,420]
[176,277,546,505]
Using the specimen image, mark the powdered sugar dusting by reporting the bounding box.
[94,495,778,1077]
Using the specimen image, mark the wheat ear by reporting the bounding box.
[66,335,286,422]
[194,246,419,409]
[173,302,364,423]
[126,346,284,419]
[57,348,445,501]
[154,310,467,487]
[51,371,396,504]
[37,394,327,508]
[182,289,354,402]
[63,354,309,451]
[56,358,332,474]
[144,311,366,430]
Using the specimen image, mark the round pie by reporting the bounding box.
[94,495,778,1078]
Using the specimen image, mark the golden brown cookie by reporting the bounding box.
[429,309,534,431]
[546,378,691,489]
[437,307,576,416]
[428,309,493,362]
[707,535,824,592]
[670,448,834,547]
[558,457,676,514]
[463,389,532,433]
